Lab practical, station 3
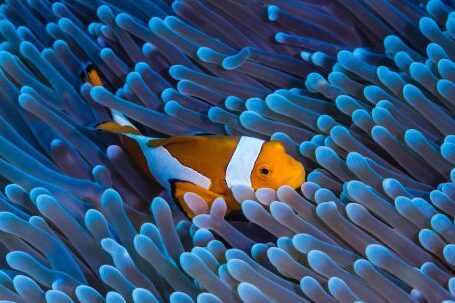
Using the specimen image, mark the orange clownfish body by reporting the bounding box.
[83,66,305,218]
[98,123,305,217]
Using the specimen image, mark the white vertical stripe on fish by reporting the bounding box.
[130,135,212,191]
[225,136,265,189]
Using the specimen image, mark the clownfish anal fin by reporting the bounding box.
[171,180,221,219]
[147,135,201,148]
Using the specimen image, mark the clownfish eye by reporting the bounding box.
[260,168,270,175]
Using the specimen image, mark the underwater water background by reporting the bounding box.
[0,0,454,302]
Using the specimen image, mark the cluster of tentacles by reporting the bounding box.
[0,0,454,302]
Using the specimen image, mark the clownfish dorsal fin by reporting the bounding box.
[147,135,202,148]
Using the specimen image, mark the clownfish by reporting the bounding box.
[82,66,305,218]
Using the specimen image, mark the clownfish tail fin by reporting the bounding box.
[81,62,103,87]
[82,63,141,135]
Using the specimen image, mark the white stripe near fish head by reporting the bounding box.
[225,136,265,189]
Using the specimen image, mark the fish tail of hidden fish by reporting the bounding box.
[81,63,140,135]
[81,62,103,86]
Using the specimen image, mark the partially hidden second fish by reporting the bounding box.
[84,66,305,218]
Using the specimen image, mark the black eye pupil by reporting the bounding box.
[260,168,269,175]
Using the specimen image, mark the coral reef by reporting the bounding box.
[0,0,453,302]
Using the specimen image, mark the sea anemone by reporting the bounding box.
[0,0,454,302]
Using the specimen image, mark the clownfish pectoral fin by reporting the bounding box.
[172,181,222,219]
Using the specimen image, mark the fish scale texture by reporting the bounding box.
[0,0,453,302]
